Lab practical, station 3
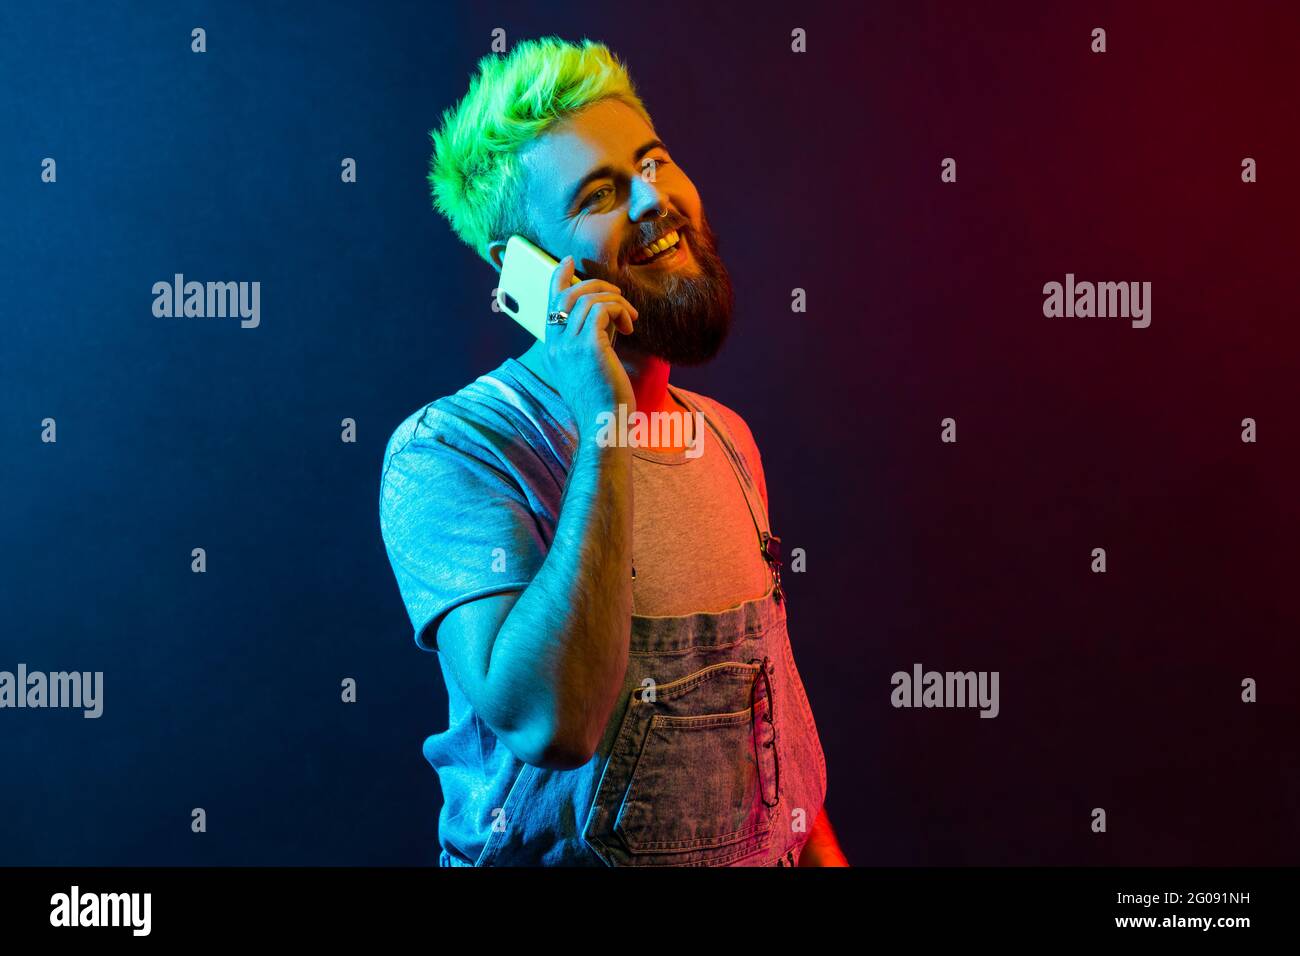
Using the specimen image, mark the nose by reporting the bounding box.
[628,175,670,227]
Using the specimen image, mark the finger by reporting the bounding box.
[567,292,629,337]
[585,301,637,341]
[567,292,617,337]
[548,254,575,305]
[589,300,636,337]
[613,303,636,335]
[544,256,576,342]
[554,278,624,314]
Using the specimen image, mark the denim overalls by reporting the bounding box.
[438,386,827,866]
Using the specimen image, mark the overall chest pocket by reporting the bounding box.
[582,660,778,866]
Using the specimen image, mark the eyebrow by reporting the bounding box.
[564,138,668,210]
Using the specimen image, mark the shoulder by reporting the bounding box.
[673,387,763,460]
[379,360,578,532]
[378,397,483,501]
[381,360,575,481]
[671,386,769,507]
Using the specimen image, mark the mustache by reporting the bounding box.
[593,209,735,368]
[619,218,690,262]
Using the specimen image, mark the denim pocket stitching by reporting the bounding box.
[619,709,766,852]
[650,661,761,700]
[586,665,776,863]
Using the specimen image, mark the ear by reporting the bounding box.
[485,239,508,274]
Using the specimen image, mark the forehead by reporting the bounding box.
[519,98,656,209]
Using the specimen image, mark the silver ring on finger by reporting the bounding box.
[546,310,569,327]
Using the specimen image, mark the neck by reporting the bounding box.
[518,341,678,414]
[624,350,674,414]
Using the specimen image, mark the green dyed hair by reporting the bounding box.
[427,36,654,266]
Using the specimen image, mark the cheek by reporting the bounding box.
[676,180,703,222]
[573,219,622,263]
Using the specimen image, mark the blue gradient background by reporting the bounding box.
[2,1,1297,865]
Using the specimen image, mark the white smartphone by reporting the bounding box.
[496,235,617,345]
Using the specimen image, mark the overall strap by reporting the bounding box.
[669,386,785,603]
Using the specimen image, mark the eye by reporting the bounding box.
[584,185,614,207]
[643,156,673,174]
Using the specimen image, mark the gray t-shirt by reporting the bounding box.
[378,356,779,865]
[379,356,773,650]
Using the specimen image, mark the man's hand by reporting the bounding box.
[543,254,638,434]
[798,809,849,867]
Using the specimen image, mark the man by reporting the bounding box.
[379,36,846,867]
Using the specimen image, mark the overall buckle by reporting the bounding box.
[761,531,784,603]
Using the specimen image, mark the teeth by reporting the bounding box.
[633,229,679,263]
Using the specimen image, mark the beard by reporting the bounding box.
[581,209,735,366]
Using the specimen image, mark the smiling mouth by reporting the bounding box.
[628,228,685,266]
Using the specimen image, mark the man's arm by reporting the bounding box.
[798,809,850,867]
[436,436,633,770]
[430,256,641,771]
